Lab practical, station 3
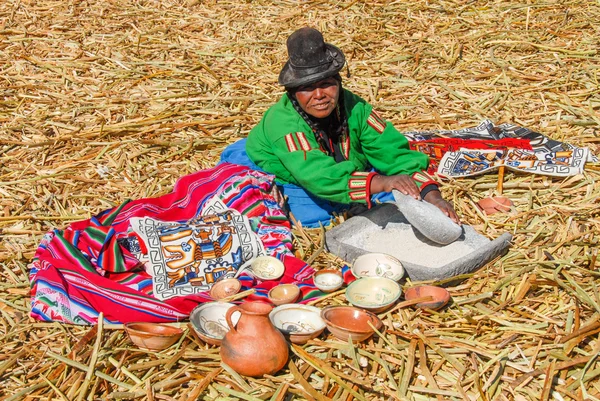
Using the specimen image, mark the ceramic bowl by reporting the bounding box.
[477,196,512,215]
[345,276,401,313]
[251,256,285,281]
[313,269,344,293]
[404,285,451,311]
[124,322,183,351]
[321,306,383,342]
[268,284,301,306]
[269,304,326,344]
[210,278,242,300]
[189,302,239,345]
[351,253,405,282]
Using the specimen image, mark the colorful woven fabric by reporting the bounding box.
[29,163,348,325]
[404,119,595,177]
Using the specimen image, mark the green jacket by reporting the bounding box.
[246,89,436,205]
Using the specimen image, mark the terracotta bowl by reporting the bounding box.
[313,269,343,293]
[345,276,401,313]
[403,285,451,311]
[124,322,183,351]
[269,304,326,344]
[477,196,512,215]
[268,284,301,306]
[251,256,285,280]
[351,253,405,282]
[189,302,239,345]
[321,306,383,342]
[210,278,242,300]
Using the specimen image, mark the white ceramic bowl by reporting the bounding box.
[189,302,239,345]
[250,256,285,280]
[269,304,326,344]
[351,253,405,282]
[313,269,343,292]
[345,276,402,313]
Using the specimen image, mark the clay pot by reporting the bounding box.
[477,196,512,215]
[220,301,289,377]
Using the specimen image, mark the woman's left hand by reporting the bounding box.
[423,190,461,225]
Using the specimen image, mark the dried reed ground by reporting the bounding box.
[1,0,599,400]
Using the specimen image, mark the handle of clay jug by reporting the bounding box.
[225,305,241,334]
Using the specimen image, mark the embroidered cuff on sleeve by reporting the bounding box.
[348,171,378,208]
[411,171,438,189]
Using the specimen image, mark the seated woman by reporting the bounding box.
[222,27,459,227]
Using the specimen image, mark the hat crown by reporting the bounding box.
[278,27,345,88]
[287,27,333,68]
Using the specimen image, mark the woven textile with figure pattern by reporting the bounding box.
[28,163,347,325]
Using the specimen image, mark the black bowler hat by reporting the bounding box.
[278,27,346,89]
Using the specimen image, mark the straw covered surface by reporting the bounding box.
[1,0,599,399]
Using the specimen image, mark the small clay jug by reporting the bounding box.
[220,301,289,377]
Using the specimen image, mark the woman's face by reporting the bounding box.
[294,77,340,119]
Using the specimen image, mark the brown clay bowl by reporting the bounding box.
[210,278,242,300]
[320,306,383,342]
[477,196,512,215]
[268,284,301,306]
[403,285,451,311]
[124,322,183,351]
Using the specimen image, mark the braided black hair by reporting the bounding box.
[287,74,349,162]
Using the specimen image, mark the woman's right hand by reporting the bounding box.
[370,174,421,200]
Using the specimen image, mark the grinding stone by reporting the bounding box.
[392,190,463,245]
[324,203,512,282]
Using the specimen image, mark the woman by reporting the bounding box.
[226,27,459,227]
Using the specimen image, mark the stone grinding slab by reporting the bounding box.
[325,203,512,282]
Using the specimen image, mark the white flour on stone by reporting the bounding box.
[344,222,474,268]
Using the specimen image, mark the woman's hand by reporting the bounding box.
[370,174,421,200]
[423,190,461,225]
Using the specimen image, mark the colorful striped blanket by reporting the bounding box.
[29,163,352,325]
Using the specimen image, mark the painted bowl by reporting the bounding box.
[403,285,451,311]
[189,302,239,346]
[269,304,326,344]
[345,276,401,313]
[251,256,285,281]
[313,269,344,293]
[210,278,242,300]
[124,322,183,351]
[351,253,405,282]
[268,284,301,306]
[321,306,383,342]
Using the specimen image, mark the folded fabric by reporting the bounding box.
[29,163,336,325]
[404,119,595,177]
